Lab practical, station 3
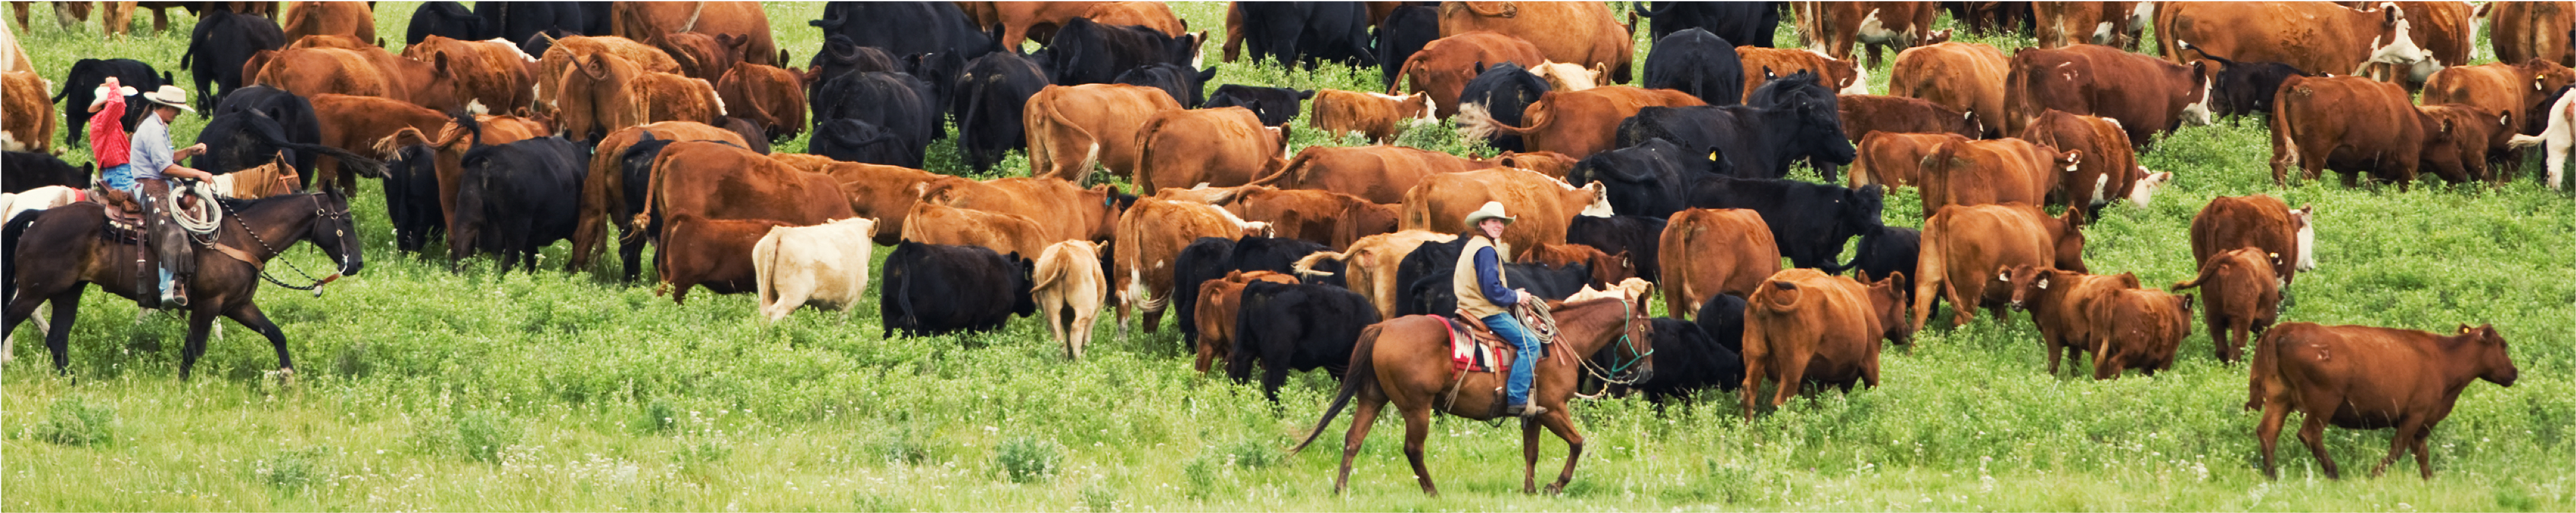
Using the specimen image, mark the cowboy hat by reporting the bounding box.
[87,83,138,111]
[1462,201,1515,226]
[141,85,193,113]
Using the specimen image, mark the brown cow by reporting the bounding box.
[1886,41,2009,138]
[1516,242,1632,287]
[400,35,538,115]
[2019,109,2169,216]
[281,1,374,46]
[1134,107,1288,197]
[2414,103,2512,183]
[1387,32,1545,118]
[1086,1,1187,37]
[1253,144,1498,203]
[1837,94,1979,142]
[1913,203,2088,329]
[715,62,808,142]
[1736,47,1868,99]
[2486,2,2576,68]
[2034,1,2149,50]
[1191,270,1302,373]
[657,214,791,304]
[1659,208,1780,321]
[960,1,1112,48]
[1917,138,2074,214]
[1,69,52,153]
[1113,195,1272,336]
[767,152,838,175]
[1487,150,1576,179]
[1399,167,1612,259]
[536,36,682,115]
[826,162,947,246]
[1024,83,1184,183]
[1849,132,1967,188]
[901,200,1051,259]
[1810,1,1947,66]
[2248,322,2518,479]
[2001,265,2140,375]
[1740,268,1895,418]
[1438,1,1632,83]
[2153,2,2430,80]
[285,34,374,50]
[920,177,1125,244]
[637,141,857,243]
[2086,286,2194,379]
[1220,187,1400,250]
[1309,89,1436,144]
[568,122,749,272]
[1456,86,1705,160]
[2170,246,2284,363]
[608,1,777,66]
[653,32,751,81]
[2190,194,2316,287]
[254,46,463,112]
[2422,59,2575,138]
[2269,75,2447,187]
[2004,44,2214,146]
[627,71,727,128]
[311,94,449,191]
[1289,230,1458,320]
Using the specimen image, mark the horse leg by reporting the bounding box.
[1536,409,1585,495]
[28,289,83,373]
[1399,405,1438,496]
[225,303,293,377]
[1334,391,1388,494]
[1520,418,1542,494]
[176,308,219,380]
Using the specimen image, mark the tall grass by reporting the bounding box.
[5,2,2573,510]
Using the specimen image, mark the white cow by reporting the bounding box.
[1033,240,1108,359]
[751,217,877,321]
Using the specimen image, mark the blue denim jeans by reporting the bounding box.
[101,164,135,193]
[1482,312,1544,407]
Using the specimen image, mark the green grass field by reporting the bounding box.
[7,3,2575,510]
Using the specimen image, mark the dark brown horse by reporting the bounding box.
[5,190,363,379]
[1291,287,1655,496]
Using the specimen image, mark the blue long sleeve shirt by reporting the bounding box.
[1474,246,1517,307]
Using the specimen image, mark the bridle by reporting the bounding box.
[1574,295,1655,398]
[221,193,353,295]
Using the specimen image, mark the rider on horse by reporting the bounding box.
[125,84,214,307]
[1454,201,1548,419]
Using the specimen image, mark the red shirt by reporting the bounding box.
[89,93,129,169]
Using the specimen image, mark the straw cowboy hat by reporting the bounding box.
[141,85,193,113]
[1462,201,1515,226]
[87,83,138,111]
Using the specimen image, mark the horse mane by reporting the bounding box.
[213,191,315,213]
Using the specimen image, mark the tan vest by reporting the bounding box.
[1452,236,1512,318]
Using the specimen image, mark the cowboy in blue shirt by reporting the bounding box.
[1450,201,1548,418]
[129,85,213,307]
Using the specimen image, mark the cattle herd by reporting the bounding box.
[0,0,2552,491]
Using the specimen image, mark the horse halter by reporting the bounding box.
[224,193,354,295]
[1578,296,1656,394]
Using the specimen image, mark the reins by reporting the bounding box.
[1573,298,1654,400]
[215,194,350,295]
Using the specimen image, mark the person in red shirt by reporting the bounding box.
[88,77,138,192]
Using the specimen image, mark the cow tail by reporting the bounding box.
[1248,146,1314,186]
[2268,77,2303,185]
[1032,246,1067,295]
[1455,93,1548,142]
[1291,323,1382,455]
[627,144,675,242]
[1386,52,1422,95]
[2169,253,2227,291]
[753,227,782,314]
[373,127,433,159]
[1042,98,1106,177]
[2244,326,2286,411]
[1909,216,1947,331]
[1133,115,1173,195]
[1291,250,1345,277]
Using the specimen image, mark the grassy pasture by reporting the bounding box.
[5,2,2575,510]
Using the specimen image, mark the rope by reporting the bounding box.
[219,196,341,294]
[1572,300,1653,399]
[166,181,222,234]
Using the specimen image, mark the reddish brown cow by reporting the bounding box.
[1087,1,1187,37]
[1740,269,1900,417]
[1438,1,1632,83]
[1457,86,1706,160]
[1220,187,1400,250]
[1024,83,1185,183]
[2487,2,2576,68]
[1113,195,1271,336]
[1134,107,1289,197]
[2004,43,2214,146]
[657,214,791,304]
[2249,322,2518,479]
[1387,32,1545,118]
[2414,103,2512,183]
[1837,94,1979,142]
[2190,195,2317,287]
[254,46,463,112]
[1849,132,1968,188]
[960,1,1112,48]
[2365,1,2472,87]
[715,62,808,142]
[1191,270,1302,373]
[568,122,749,272]
[1737,47,1867,99]
[400,36,539,115]
[2,69,54,154]
[1810,1,1947,66]
[1660,208,1781,321]
[2171,246,2284,363]
[653,32,752,81]
[2421,59,2575,138]
[286,34,375,50]
[2034,1,2149,50]
[555,53,647,142]
[1289,230,1457,319]
[1887,41,2009,138]
[901,200,1052,259]
[1310,89,1436,144]
[311,94,449,191]
[1399,168,1612,259]
[2153,2,2430,80]
[2086,286,2194,379]
[2269,75,2451,187]
[1487,150,1576,179]
[2002,265,2141,375]
[826,162,948,246]
[609,1,777,66]
[2020,109,2169,216]
[1913,203,2088,329]
[536,36,682,115]
[1917,138,2073,214]
[627,71,727,127]
[637,141,857,242]
[281,1,375,46]
[1253,144,1498,203]
[1516,242,1632,287]
[920,177,1126,244]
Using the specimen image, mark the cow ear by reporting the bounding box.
[434,52,451,74]
[1299,89,1316,99]
[1762,65,1777,80]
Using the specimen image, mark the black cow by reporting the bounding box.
[1203,85,1312,126]
[406,1,486,44]
[181,10,286,113]
[2182,44,2306,119]
[1230,1,1376,69]
[1228,236,1332,277]
[810,71,936,168]
[718,117,770,154]
[612,134,681,281]
[1692,293,1748,354]
[381,142,444,254]
[811,119,912,167]
[1114,62,1218,108]
[1457,62,1550,152]
[1643,28,1745,105]
[1171,236,1238,347]
[193,87,353,188]
[1684,175,1885,272]
[810,2,994,64]
[3,152,91,193]
[881,241,1038,338]
[1617,74,1856,181]
[449,136,586,273]
[1035,17,1201,86]
[1568,214,1668,282]
[1566,138,1727,220]
[1392,236,1465,316]
[1374,5,1441,85]
[1403,261,1593,317]
[904,50,971,131]
[517,29,579,58]
[1847,225,1919,287]
[1635,1,1781,48]
[476,2,592,47]
[808,36,902,97]
[1609,318,1745,406]
[54,59,167,147]
[952,50,1049,172]
[1228,281,1379,402]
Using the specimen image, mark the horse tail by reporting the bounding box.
[3,209,39,304]
[1291,322,1382,455]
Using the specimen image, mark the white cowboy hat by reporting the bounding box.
[1462,201,1515,226]
[87,83,138,111]
[141,85,193,113]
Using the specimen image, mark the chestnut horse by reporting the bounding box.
[1291,289,1654,496]
[5,191,364,379]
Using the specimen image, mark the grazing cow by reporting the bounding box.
[1115,63,1218,109]
[2171,247,2283,363]
[2034,1,2149,50]
[1204,85,1312,127]
[1618,316,1744,404]
[282,1,376,46]
[449,136,586,273]
[949,50,1049,172]
[2190,194,2316,286]
[2004,44,2215,146]
[919,177,1126,244]
[1169,236,1239,348]
[1739,269,1896,417]
[879,241,1036,338]
[309,94,450,191]
[1374,5,1440,86]
[2487,2,2576,68]
[1134,107,1288,197]
[1454,62,1550,151]
[1087,1,1187,38]
[2414,103,2512,183]
[753,217,877,321]
[955,1,1107,47]
[1886,42,2009,138]
[1644,29,1746,106]
[1838,94,1980,142]
[1228,281,1379,402]
[2268,75,2446,187]
[1388,32,1546,118]
[1191,269,1302,371]
[1289,230,1456,319]
[1252,144,1493,202]
[1516,242,1633,288]
[406,1,484,44]
[402,35,540,115]
[810,71,934,167]
[1638,1,1780,48]
[1220,187,1400,250]
[2085,285,2194,379]
[714,62,809,142]
[0,71,51,153]
[1399,168,1611,259]
[1,151,87,193]
[1912,203,2088,328]
[1565,138,1721,220]
[53,58,165,148]
[608,1,777,66]
[1223,1,1375,68]
[2422,58,2575,137]
[1661,208,1781,321]
[2180,45,2310,120]
[638,141,857,254]
[372,113,549,254]
[1035,240,1110,359]
[2248,323,2518,479]
[1035,17,1203,87]
[1438,1,1631,83]
[564,123,747,275]
[254,45,464,113]
[1916,137,2074,214]
[1847,225,1919,299]
[2001,265,2141,375]
[1849,132,1966,188]
[901,201,1050,261]
[1024,83,1183,183]
[1684,176,1883,272]
[1460,86,1706,160]
[2152,2,2430,82]
[1307,89,1433,144]
[1735,47,1868,99]
[1113,196,1270,336]
[809,119,909,166]
[1617,81,1856,181]
[1807,1,1950,66]
[181,10,287,112]
[656,214,790,304]
[1568,215,1667,283]
[627,71,725,126]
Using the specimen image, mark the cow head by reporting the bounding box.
[2290,204,2318,271]
[2359,5,2432,77]
[2182,60,2217,126]
[1839,184,1887,246]
[2052,208,2089,273]
[2524,59,2576,100]
[1576,181,1615,218]
[2457,324,2520,387]
[1999,264,2045,311]
[1866,271,1913,344]
[1085,184,1128,242]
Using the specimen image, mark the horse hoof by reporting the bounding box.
[1544,483,1565,495]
